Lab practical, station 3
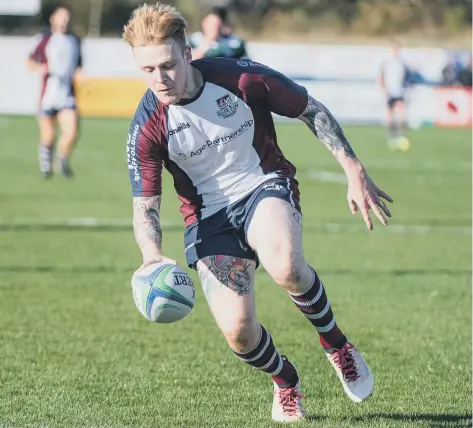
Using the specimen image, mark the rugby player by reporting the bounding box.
[27,6,82,178]
[379,41,410,150]
[123,3,393,422]
[189,7,247,60]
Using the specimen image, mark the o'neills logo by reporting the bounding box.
[169,122,190,136]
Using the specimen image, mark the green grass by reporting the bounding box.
[0,116,471,427]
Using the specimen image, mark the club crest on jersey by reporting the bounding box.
[216,94,238,119]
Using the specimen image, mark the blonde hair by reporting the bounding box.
[122,3,188,48]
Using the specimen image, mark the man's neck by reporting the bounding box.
[184,66,204,100]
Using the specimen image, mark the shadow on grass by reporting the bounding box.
[345,412,472,427]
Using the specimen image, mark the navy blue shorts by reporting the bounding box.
[39,104,77,117]
[387,96,404,109]
[184,177,301,270]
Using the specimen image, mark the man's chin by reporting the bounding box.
[153,92,181,106]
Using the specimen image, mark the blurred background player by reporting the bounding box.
[190,7,247,60]
[379,41,410,151]
[27,6,82,178]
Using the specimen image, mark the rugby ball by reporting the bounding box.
[131,263,195,323]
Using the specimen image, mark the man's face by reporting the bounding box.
[391,43,400,56]
[133,39,191,105]
[202,13,222,41]
[51,8,70,33]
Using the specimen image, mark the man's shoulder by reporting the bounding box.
[133,89,161,126]
[193,57,246,72]
[33,29,52,43]
[130,90,168,146]
[225,33,245,46]
[192,57,276,83]
[66,31,81,43]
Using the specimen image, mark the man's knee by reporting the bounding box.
[39,120,56,143]
[268,255,302,287]
[61,127,78,142]
[221,317,260,353]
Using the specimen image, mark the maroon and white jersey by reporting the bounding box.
[29,30,82,111]
[127,58,308,226]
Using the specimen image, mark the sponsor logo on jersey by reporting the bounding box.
[216,94,238,119]
[127,124,140,182]
[237,60,270,70]
[206,120,253,148]
[186,120,254,158]
[169,122,191,136]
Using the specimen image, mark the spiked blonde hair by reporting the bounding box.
[122,3,188,48]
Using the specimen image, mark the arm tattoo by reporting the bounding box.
[299,95,357,159]
[199,256,253,303]
[132,196,162,262]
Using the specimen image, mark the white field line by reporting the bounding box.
[308,170,347,183]
[363,159,471,172]
[307,169,461,185]
[0,217,470,235]
[307,160,471,173]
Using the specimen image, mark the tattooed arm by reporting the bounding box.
[299,95,359,169]
[299,94,394,230]
[133,195,174,266]
[236,62,393,230]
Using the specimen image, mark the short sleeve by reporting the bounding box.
[239,62,308,118]
[127,111,163,197]
[29,32,49,63]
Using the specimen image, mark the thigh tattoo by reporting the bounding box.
[199,255,253,301]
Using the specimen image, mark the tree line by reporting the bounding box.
[0,0,470,38]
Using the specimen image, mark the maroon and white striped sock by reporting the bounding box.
[233,325,299,388]
[289,266,347,350]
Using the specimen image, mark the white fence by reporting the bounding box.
[0,36,470,126]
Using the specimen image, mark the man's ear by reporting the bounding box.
[184,45,192,62]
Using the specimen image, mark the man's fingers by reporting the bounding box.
[348,199,358,214]
[376,197,392,218]
[369,199,388,226]
[361,205,373,231]
[378,189,393,203]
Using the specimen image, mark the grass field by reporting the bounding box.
[0,116,471,428]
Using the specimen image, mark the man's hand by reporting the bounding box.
[346,167,393,230]
[298,94,393,230]
[27,59,48,76]
[74,67,86,82]
[38,63,48,76]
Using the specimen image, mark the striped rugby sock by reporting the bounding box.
[289,266,347,350]
[233,325,299,388]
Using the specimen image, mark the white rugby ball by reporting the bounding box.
[131,263,195,323]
